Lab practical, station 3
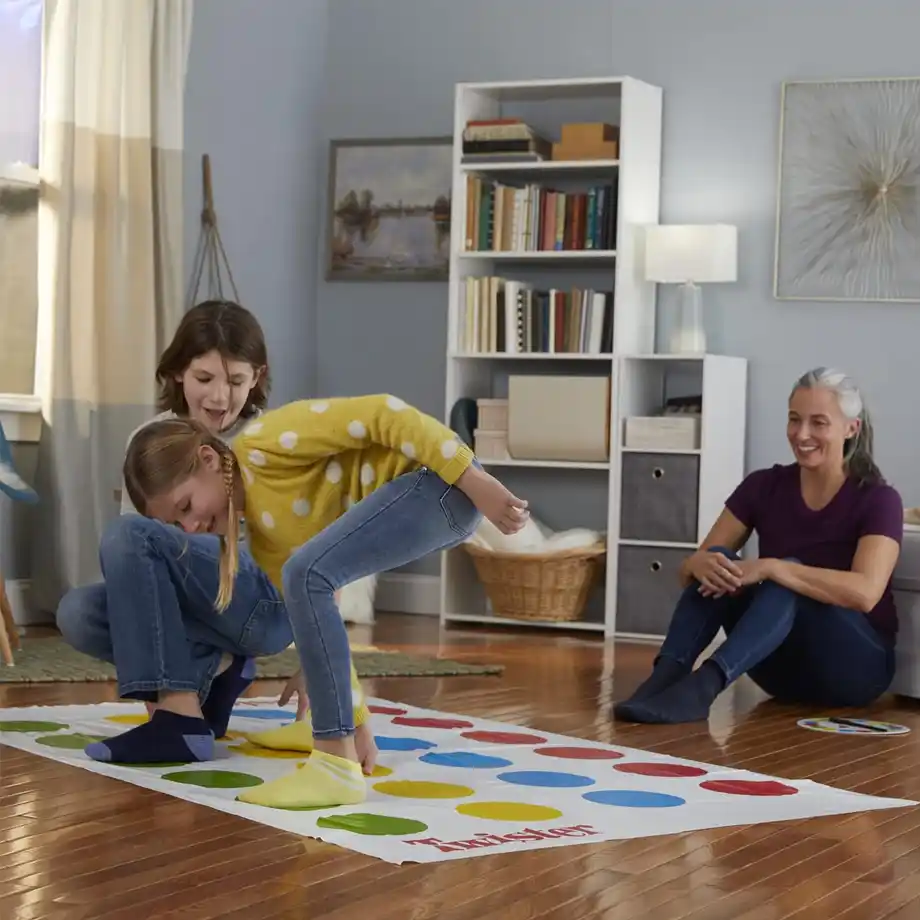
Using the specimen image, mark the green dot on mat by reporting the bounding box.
[0,720,69,733]
[36,733,106,749]
[316,813,429,837]
[162,770,264,789]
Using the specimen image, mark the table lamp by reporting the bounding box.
[643,224,738,355]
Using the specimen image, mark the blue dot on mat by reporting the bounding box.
[497,770,595,788]
[375,736,437,752]
[420,751,513,769]
[583,789,685,808]
[230,708,294,720]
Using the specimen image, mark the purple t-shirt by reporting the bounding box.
[725,463,904,637]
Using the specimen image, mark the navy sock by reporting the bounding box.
[85,709,214,764]
[614,656,689,718]
[615,660,727,724]
[202,655,256,739]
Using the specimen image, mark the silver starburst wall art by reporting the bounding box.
[774,77,920,302]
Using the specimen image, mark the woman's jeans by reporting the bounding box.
[282,466,482,740]
[658,548,895,707]
[57,518,291,703]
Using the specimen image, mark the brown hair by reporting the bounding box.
[124,418,242,610]
[156,300,270,417]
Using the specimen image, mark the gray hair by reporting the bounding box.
[791,367,882,487]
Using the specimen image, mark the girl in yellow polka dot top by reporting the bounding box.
[122,393,529,809]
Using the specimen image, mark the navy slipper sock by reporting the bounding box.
[202,655,256,739]
[615,660,727,724]
[85,709,214,764]
[613,656,690,719]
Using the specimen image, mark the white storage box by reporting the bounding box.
[474,428,510,461]
[507,375,610,462]
[892,523,920,699]
[477,398,508,432]
[624,415,701,451]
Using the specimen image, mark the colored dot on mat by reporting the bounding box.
[535,746,624,761]
[105,714,149,726]
[583,789,686,808]
[123,761,189,769]
[700,779,798,797]
[461,730,548,745]
[369,705,408,716]
[36,733,107,750]
[230,708,294,720]
[614,763,708,778]
[419,751,513,769]
[392,716,474,730]
[370,765,393,777]
[498,770,595,789]
[457,802,563,822]
[374,736,437,752]
[221,731,245,741]
[374,780,475,799]
[228,741,305,760]
[163,770,264,789]
[0,720,68,733]
[316,813,429,836]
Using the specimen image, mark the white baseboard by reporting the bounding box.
[5,579,52,626]
[376,573,440,616]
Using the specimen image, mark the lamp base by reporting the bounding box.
[668,281,706,355]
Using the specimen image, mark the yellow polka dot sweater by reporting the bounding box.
[232,394,475,725]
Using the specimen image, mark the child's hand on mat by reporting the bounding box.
[689,551,743,597]
[279,670,309,721]
[355,722,378,775]
[457,466,529,535]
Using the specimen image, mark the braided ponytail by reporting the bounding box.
[216,451,241,611]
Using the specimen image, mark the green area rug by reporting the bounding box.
[0,637,503,683]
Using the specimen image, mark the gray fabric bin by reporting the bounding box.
[615,545,688,636]
[619,453,700,544]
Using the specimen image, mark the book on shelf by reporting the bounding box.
[463,176,617,253]
[456,276,613,355]
[461,119,551,164]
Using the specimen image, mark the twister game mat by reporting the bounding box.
[1,697,914,864]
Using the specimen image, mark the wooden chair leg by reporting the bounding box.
[0,575,18,665]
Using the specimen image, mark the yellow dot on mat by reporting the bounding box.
[105,714,149,726]
[371,765,393,777]
[228,742,306,759]
[222,731,245,741]
[456,802,563,822]
[374,780,474,800]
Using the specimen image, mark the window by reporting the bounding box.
[0,0,42,402]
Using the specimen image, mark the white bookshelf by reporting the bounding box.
[438,76,747,640]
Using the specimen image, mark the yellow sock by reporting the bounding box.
[244,719,315,753]
[236,749,367,809]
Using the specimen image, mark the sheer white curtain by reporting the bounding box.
[29,0,193,611]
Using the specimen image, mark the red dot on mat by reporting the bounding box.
[700,779,798,797]
[535,746,624,760]
[392,717,474,729]
[461,730,548,745]
[369,705,407,716]
[615,762,707,777]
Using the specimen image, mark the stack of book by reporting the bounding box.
[461,118,551,165]
[457,276,614,355]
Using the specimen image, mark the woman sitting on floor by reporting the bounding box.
[614,367,903,725]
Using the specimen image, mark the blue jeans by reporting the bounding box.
[658,548,895,707]
[56,517,292,703]
[282,466,482,739]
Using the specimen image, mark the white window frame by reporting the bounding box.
[0,160,42,443]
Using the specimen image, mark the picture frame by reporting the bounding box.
[325,136,453,282]
[774,77,920,303]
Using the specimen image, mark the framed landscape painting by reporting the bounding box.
[325,136,453,281]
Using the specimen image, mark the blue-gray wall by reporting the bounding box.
[183,0,328,405]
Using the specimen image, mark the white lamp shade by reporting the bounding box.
[643,224,738,284]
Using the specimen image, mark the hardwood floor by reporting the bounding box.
[3,612,920,920]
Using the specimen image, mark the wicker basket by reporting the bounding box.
[463,542,606,623]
